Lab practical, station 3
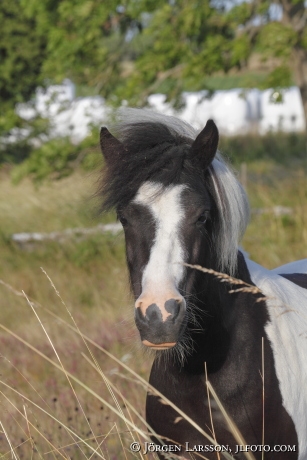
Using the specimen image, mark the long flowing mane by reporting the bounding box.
[99,108,250,275]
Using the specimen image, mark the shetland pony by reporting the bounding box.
[99,109,307,459]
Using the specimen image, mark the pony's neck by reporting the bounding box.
[181,251,267,375]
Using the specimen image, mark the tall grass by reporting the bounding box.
[0,274,150,459]
[0,273,256,460]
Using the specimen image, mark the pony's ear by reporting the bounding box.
[189,120,219,170]
[100,127,124,164]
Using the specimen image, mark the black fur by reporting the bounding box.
[280,273,307,290]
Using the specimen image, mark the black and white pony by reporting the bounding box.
[99,109,307,459]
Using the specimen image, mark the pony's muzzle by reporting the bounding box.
[134,294,186,348]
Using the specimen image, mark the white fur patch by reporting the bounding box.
[245,257,307,459]
[134,182,186,295]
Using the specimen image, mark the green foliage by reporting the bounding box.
[0,0,46,133]
[226,1,254,24]
[11,128,102,183]
[263,65,292,90]
[257,22,296,58]
[20,0,137,98]
[0,0,52,164]
[0,114,51,164]
[116,1,238,101]
[11,138,77,183]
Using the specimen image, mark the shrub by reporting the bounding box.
[11,127,102,183]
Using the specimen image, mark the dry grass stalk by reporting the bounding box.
[0,279,28,298]
[205,382,256,460]
[204,362,220,460]
[0,323,151,445]
[22,289,105,459]
[41,267,143,458]
[261,337,265,460]
[183,263,266,301]
[44,424,126,457]
[0,390,69,459]
[114,422,129,460]
[81,353,147,460]
[184,263,305,318]
[86,355,221,460]
[0,420,19,460]
[23,405,35,456]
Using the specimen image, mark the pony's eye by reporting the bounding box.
[118,215,128,226]
[197,212,209,224]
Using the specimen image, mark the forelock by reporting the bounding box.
[99,113,195,211]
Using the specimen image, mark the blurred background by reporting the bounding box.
[0,0,306,458]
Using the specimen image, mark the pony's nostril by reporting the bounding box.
[165,298,184,321]
[172,302,180,320]
[135,305,146,324]
[135,298,144,311]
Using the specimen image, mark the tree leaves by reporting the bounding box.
[257,22,296,58]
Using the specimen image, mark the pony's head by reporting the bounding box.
[99,109,249,353]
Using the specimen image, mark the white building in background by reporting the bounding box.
[149,87,305,135]
[259,87,306,134]
[16,80,306,142]
[16,80,108,143]
[35,79,76,117]
[148,90,250,134]
[49,96,109,142]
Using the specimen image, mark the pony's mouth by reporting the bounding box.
[142,340,176,350]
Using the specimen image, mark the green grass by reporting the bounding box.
[0,156,306,457]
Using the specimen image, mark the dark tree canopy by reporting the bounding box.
[0,0,47,135]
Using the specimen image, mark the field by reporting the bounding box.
[0,150,306,458]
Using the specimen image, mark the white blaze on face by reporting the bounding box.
[133,181,186,316]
